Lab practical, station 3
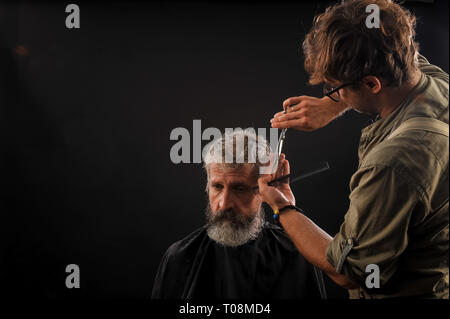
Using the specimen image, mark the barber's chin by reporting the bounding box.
[352,106,376,116]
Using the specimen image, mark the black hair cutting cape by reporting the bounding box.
[151,222,327,299]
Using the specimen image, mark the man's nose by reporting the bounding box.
[218,188,235,211]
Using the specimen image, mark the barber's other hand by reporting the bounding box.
[257,154,296,211]
[270,96,349,132]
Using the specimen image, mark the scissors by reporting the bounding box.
[267,105,330,187]
[276,107,289,158]
[267,105,290,184]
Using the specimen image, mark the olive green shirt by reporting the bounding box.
[326,54,449,299]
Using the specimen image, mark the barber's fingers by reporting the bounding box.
[273,156,284,179]
[271,109,304,123]
[271,117,306,129]
[273,104,301,118]
[277,154,291,185]
[273,108,294,118]
[259,173,272,184]
[280,153,291,176]
[282,95,313,110]
[271,154,291,186]
[275,153,286,176]
[259,155,284,185]
[271,110,307,128]
[257,174,273,194]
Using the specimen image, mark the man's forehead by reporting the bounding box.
[208,164,256,181]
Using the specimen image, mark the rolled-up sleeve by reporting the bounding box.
[326,163,420,286]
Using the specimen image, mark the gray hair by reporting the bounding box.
[203,128,270,183]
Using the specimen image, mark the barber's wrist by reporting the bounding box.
[272,202,303,225]
[271,200,295,212]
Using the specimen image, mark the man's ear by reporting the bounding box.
[362,76,382,94]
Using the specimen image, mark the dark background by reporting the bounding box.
[0,0,448,299]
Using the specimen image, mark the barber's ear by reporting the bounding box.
[362,76,382,94]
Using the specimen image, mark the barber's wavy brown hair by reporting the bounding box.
[303,0,419,88]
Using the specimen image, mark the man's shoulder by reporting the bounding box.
[417,54,449,100]
[422,69,449,103]
[368,119,447,166]
[164,222,310,260]
[370,132,445,164]
[164,226,208,259]
[263,221,286,236]
[358,118,448,201]
[261,222,304,253]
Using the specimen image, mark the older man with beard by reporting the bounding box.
[151,129,326,299]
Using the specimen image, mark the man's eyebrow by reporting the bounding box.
[229,181,251,188]
[209,179,254,187]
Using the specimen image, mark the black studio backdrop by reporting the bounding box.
[0,0,448,299]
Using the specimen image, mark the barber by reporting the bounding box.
[257,0,449,299]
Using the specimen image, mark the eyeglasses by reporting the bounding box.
[323,82,353,102]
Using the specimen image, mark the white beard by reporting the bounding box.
[205,205,265,247]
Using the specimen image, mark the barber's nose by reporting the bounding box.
[218,188,234,211]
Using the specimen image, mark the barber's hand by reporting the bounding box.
[257,153,296,211]
[270,96,349,132]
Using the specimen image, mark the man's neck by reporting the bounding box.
[378,71,422,118]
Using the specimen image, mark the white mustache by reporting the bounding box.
[208,209,253,227]
[205,204,265,247]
